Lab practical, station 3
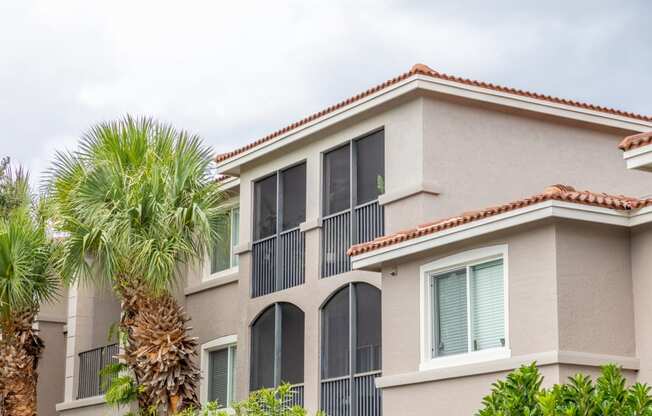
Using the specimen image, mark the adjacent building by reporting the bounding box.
[53,64,652,416]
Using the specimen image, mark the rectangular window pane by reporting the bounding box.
[434,269,468,357]
[355,284,381,373]
[281,163,306,230]
[231,208,239,267]
[471,259,505,351]
[254,174,277,240]
[355,131,384,205]
[211,211,232,274]
[323,144,350,216]
[228,346,236,405]
[209,349,229,407]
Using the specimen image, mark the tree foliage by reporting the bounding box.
[477,363,652,416]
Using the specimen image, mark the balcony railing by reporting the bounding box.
[287,383,305,408]
[321,371,382,416]
[252,227,305,297]
[322,201,384,278]
[77,343,119,399]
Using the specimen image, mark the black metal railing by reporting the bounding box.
[287,383,305,408]
[320,372,381,416]
[252,227,305,297]
[322,201,384,278]
[77,343,119,399]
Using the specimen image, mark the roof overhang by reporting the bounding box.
[623,144,652,171]
[351,200,652,272]
[216,75,652,176]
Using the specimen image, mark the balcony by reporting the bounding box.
[77,343,119,399]
[252,227,306,297]
[322,200,384,277]
[321,371,382,416]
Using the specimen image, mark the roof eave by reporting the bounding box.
[216,75,652,175]
[350,200,641,272]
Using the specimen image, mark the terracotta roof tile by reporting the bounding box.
[216,64,652,163]
[347,185,650,257]
[619,131,652,151]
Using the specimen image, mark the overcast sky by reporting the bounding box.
[1,0,651,183]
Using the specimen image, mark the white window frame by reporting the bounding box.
[206,204,240,281]
[200,335,238,409]
[419,245,510,371]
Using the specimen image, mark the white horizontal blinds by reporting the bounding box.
[434,269,468,356]
[209,348,229,407]
[470,259,505,351]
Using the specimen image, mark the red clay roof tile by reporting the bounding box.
[216,64,652,163]
[619,131,652,151]
[347,185,650,257]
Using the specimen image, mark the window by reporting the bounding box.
[251,163,307,297]
[320,283,382,416]
[322,131,384,216]
[421,246,509,370]
[210,206,240,275]
[200,336,237,408]
[321,131,385,278]
[250,303,305,390]
[254,163,306,240]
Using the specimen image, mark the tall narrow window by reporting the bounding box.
[322,131,385,278]
[250,303,305,391]
[211,206,240,275]
[208,345,236,407]
[430,257,506,359]
[321,283,382,416]
[252,163,307,297]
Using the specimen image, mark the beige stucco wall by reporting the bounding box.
[555,221,635,357]
[379,94,650,233]
[630,223,652,384]
[38,321,66,416]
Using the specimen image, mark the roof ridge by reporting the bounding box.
[347,184,649,257]
[215,64,652,164]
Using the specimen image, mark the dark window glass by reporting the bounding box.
[254,175,277,240]
[355,284,381,373]
[356,131,385,205]
[208,349,229,406]
[250,306,275,389]
[323,144,350,216]
[280,303,305,384]
[321,286,350,379]
[281,163,306,230]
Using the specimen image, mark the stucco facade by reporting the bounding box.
[52,65,652,416]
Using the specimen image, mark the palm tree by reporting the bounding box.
[0,160,58,416]
[46,116,227,415]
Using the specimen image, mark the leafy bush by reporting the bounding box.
[477,362,652,416]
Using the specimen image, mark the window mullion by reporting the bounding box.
[466,266,473,353]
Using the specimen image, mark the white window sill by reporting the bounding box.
[185,268,239,296]
[205,266,239,282]
[419,347,511,372]
[55,395,107,411]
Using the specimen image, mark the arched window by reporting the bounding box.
[250,303,305,399]
[321,283,382,416]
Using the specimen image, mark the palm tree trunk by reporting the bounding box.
[0,311,43,416]
[118,280,201,415]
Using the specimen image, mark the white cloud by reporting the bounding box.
[1,0,650,184]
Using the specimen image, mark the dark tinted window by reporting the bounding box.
[356,131,385,205]
[281,163,306,230]
[355,283,381,373]
[323,144,350,216]
[250,306,275,389]
[321,286,350,379]
[254,175,277,240]
[280,303,305,384]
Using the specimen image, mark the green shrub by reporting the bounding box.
[477,362,652,416]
